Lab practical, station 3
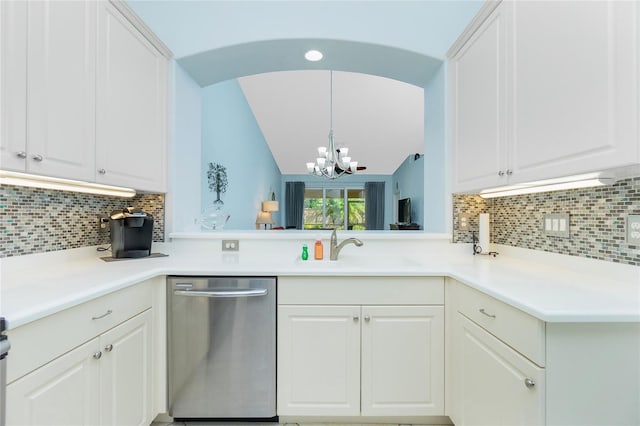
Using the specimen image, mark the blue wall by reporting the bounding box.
[282,174,394,229]
[423,64,447,232]
[128,1,484,234]
[392,154,424,226]
[168,62,203,232]
[201,80,282,229]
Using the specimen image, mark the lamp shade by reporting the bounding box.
[262,200,279,212]
[255,211,274,225]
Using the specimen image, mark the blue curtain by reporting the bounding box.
[285,181,305,229]
[365,182,385,230]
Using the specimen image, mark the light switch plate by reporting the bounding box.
[543,213,570,238]
[627,215,640,245]
[459,215,470,231]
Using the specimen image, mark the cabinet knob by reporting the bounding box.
[98,168,106,175]
[364,315,371,322]
[506,169,513,176]
[104,344,113,353]
[524,378,535,389]
[353,315,359,322]
[93,351,102,360]
[16,151,27,159]
[498,170,505,177]
[32,154,43,162]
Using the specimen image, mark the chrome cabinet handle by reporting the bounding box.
[16,151,27,159]
[353,315,359,322]
[98,168,106,175]
[498,170,505,176]
[91,309,113,320]
[479,308,496,318]
[93,351,102,360]
[104,344,113,352]
[364,315,371,322]
[524,378,535,389]
[32,154,43,162]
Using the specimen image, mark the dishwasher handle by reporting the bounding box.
[174,288,268,298]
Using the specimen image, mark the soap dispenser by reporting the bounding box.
[314,236,323,260]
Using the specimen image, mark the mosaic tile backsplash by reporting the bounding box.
[0,185,165,258]
[453,177,640,266]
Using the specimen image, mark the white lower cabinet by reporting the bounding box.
[278,305,360,416]
[7,337,100,426]
[7,310,152,426]
[277,276,445,419]
[360,305,444,416]
[453,313,544,426]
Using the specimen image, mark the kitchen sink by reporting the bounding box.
[294,254,422,268]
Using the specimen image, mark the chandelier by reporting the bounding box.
[306,71,359,179]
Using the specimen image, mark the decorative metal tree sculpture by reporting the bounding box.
[207,162,228,204]
[201,162,230,230]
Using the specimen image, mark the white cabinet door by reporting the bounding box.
[6,338,101,426]
[360,305,444,416]
[510,1,639,183]
[455,313,544,426]
[100,310,152,426]
[451,2,510,193]
[0,0,27,172]
[277,305,360,416]
[96,1,167,192]
[26,0,96,181]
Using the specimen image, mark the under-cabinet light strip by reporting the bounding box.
[479,175,616,198]
[0,170,137,198]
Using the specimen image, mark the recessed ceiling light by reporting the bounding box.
[304,50,323,62]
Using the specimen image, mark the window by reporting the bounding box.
[303,187,365,230]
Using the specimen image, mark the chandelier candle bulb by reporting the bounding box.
[479,213,490,254]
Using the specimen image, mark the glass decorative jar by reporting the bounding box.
[201,199,230,231]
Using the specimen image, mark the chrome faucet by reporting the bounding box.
[329,228,364,260]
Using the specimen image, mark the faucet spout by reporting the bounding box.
[329,229,364,261]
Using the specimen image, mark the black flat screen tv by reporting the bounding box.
[398,198,411,224]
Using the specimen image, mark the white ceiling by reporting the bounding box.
[238,70,424,175]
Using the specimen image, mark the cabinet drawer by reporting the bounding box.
[278,276,444,305]
[7,281,152,383]
[455,282,545,367]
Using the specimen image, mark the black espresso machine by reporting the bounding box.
[109,207,154,258]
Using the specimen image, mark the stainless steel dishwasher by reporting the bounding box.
[167,276,276,421]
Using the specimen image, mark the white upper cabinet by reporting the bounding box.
[0,0,27,172]
[26,0,96,181]
[96,1,168,192]
[450,2,509,192]
[510,0,638,183]
[1,0,169,192]
[450,0,639,193]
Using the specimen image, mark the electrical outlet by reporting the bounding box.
[543,213,570,238]
[627,215,640,245]
[222,240,239,251]
[97,214,109,232]
[459,215,470,231]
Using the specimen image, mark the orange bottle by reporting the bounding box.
[314,237,323,260]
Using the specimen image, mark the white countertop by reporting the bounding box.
[1,238,638,329]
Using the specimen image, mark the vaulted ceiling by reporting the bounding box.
[238,70,424,175]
